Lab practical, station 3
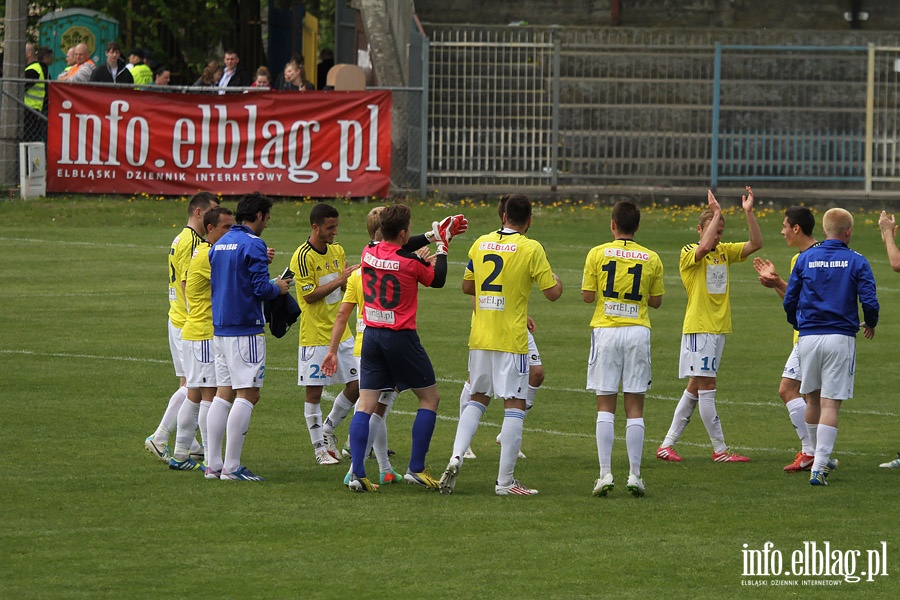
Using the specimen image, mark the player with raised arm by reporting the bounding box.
[345,204,465,492]
[752,207,819,472]
[784,208,878,486]
[145,192,218,463]
[170,206,236,472]
[322,207,408,485]
[877,210,900,469]
[582,201,664,497]
[289,203,359,466]
[207,193,292,481]
[657,187,762,463]
[439,194,563,496]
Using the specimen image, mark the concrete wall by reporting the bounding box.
[415,0,900,31]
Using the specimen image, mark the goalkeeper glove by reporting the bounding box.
[432,214,468,248]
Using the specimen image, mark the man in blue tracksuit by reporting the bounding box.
[208,192,292,481]
[783,208,879,486]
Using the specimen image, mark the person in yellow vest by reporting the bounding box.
[24,43,48,142]
[127,48,153,85]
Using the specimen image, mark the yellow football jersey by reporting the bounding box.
[582,239,665,329]
[680,241,746,334]
[466,230,557,353]
[182,242,213,341]
[167,226,204,328]
[290,241,352,347]
[341,268,364,356]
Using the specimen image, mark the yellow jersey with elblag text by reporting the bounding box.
[182,242,213,341]
[290,240,352,347]
[340,268,364,356]
[168,226,204,328]
[465,229,557,354]
[582,239,665,329]
[680,241,746,334]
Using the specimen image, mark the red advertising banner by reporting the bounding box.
[47,85,392,197]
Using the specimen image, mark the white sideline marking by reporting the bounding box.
[4,349,894,457]
[5,349,895,416]
[0,236,165,250]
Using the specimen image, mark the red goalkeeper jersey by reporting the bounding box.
[360,241,435,331]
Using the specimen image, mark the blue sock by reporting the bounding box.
[349,411,371,480]
[408,408,437,473]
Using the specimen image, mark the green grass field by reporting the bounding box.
[1,195,898,599]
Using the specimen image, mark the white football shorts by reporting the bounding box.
[468,349,529,400]
[782,343,801,381]
[527,331,542,367]
[183,338,217,389]
[798,334,855,400]
[678,333,725,379]
[298,339,358,386]
[587,325,652,394]
[168,319,185,377]
[214,334,267,390]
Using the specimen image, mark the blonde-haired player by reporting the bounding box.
[657,187,762,463]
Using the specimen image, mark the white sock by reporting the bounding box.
[223,398,254,474]
[813,424,838,472]
[325,391,355,434]
[806,423,818,453]
[785,398,813,454]
[370,413,390,471]
[379,390,397,418]
[459,381,472,418]
[198,400,212,450]
[662,390,698,447]
[525,385,539,412]
[205,397,232,472]
[305,402,324,450]
[698,389,727,454]
[174,400,200,460]
[596,411,615,477]
[154,385,187,442]
[626,417,645,478]
[451,401,486,462]
[497,408,526,487]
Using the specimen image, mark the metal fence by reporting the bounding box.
[428,26,900,197]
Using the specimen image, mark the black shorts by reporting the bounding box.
[360,327,436,392]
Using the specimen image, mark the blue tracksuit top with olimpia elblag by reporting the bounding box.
[783,238,879,337]
[209,223,281,336]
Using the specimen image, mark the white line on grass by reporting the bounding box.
[0,236,165,250]
[7,349,892,458]
[6,349,895,421]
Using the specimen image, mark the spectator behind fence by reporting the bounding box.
[62,46,76,74]
[58,43,95,83]
[24,43,48,142]
[91,42,134,85]
[273,52,303,89]
[193,60,222,87]
[251,66,270,89]
[317,48,334,90]
[154,66,171,86]
[279,60,314,91]
[127,48,153,85]
[218,49,251,93]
